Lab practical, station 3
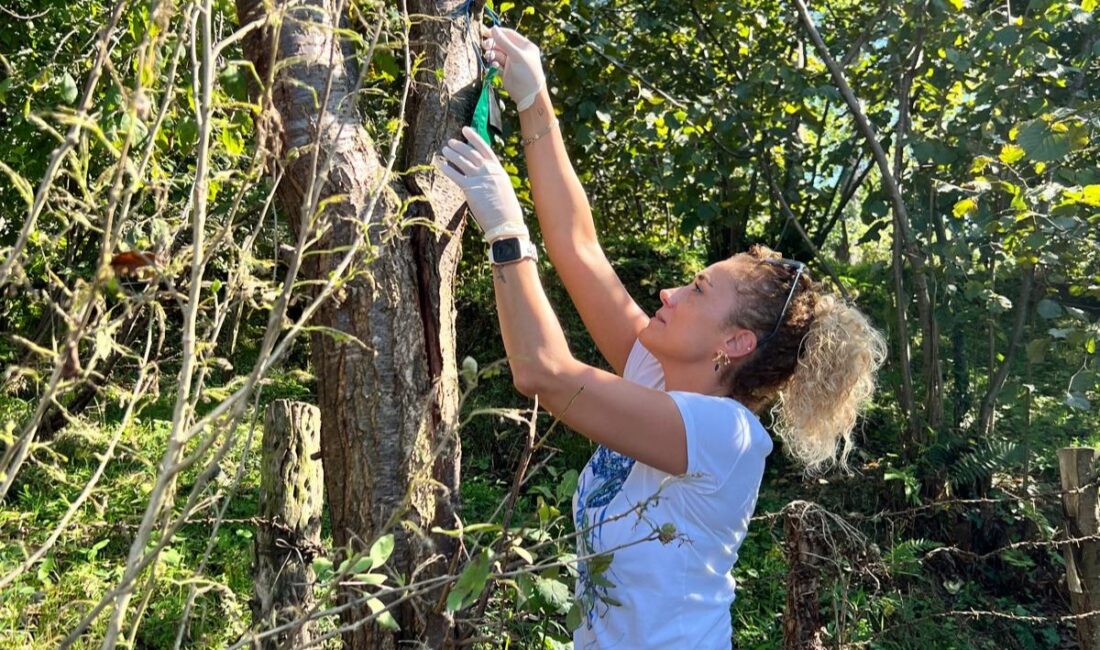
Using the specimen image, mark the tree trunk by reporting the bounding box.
[236,1,476,646]
[252,400,324,648]
[1058,448,1100,649]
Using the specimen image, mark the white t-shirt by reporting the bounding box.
[571,338,773,649]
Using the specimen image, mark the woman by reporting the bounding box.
[440,27,886,649]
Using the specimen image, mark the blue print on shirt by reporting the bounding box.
[574,445,635,631]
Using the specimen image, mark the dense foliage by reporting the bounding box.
[0,0,1097,647]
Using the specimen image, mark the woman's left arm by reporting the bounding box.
[491,258,687,475]
[439,127,686,475]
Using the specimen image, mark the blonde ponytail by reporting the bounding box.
[771,294,887,473]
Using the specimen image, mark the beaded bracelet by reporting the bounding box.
[520,118,559,147]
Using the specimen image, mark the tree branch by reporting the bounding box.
[978,263,1036,436]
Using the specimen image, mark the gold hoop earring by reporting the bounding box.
[713,351,731,372]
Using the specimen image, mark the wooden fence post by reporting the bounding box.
[783,501,827,650]
[1058,447,1100,649]
[251,400,324,648]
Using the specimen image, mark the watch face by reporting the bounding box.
[492,238,521,262]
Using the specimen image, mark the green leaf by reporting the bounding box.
[1037,299,1063,319]
[537,497,559,524]
[515,573,534,607]
[218,65,248,101]
[1017,119,1072,162]
[0,161,35,208]
[37,555,55,585]
[1026,339,1046,364]
[85,539,110,562]
[588,553,614,575]
[556,469,579,504]
[911,138,957,165]
[60,72,78,104]
[367,597,400,631]
[1065,393,1091,410]
[565,603,582,631]
[446,549,492,612]
[354,572,387,586]
[993,26,1019,47]
[601,594,624,607]
[219,126,244,157]
[512,544,534,565]
[313,557,334,582]
[461,356,478,387]
[534,577,571,613]
[857,219,889,244]
[370,534,395,569]
[339,556,373,575]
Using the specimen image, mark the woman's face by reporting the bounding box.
[640,258,747,365]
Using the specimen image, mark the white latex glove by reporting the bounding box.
[482,26,545,112]
[440,126,529,243]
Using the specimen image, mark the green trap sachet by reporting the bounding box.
[471,67,502,143]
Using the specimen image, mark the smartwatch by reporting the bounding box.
[489,237,539,266]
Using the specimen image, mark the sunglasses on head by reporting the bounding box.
[757,258,806,345]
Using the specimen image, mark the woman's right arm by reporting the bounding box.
[489,28,649,375]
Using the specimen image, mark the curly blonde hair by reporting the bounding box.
[721,246,887,473]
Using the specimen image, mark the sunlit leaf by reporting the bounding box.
[0,161,34,208]
[952,197,978,218]
[367,598,400,630]
[998,144,1025,165]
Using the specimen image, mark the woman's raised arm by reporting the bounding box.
[486,28,649,375]
[440,128,687,474]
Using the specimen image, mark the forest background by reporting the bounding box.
[0,0,1097,648]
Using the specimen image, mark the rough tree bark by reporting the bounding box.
[252,400,324,648]
[236,0,478,646]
